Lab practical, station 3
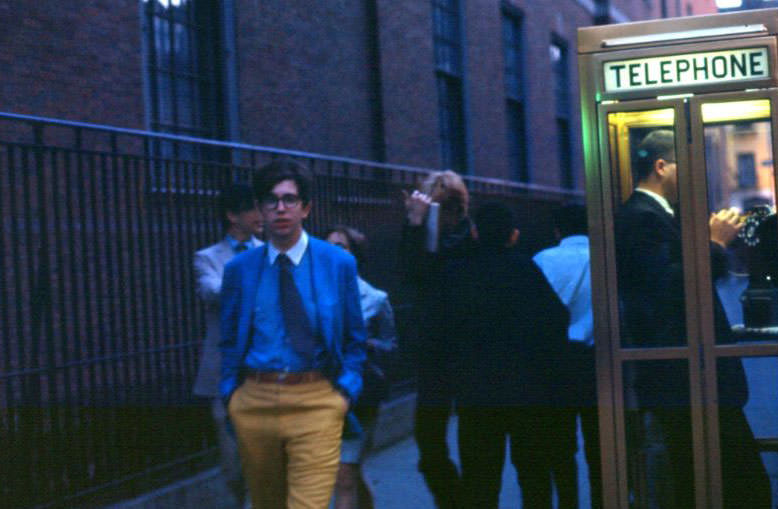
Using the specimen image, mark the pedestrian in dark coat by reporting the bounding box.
[445,202,570,509]
[399,170,473,508]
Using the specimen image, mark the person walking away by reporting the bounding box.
[446,202,570,509]
[534,203,601,509]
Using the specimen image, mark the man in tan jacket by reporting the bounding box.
[193,183,262,507]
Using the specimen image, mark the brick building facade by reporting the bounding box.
[1,1,728,506]
[1,0,716,188]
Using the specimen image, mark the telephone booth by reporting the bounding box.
[578,9,778,508]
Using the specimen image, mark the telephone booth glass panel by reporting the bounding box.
[717,356,778,506]
[701,98,778,506]
[702,100,777,345]
[623,359,694,507]
[606,108,690,348]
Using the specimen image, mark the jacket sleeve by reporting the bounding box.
[336,256,367,401]
[373,294,398,349]
[622,211,685,308]
[219,259,242,402]
[528,261,570,353]
[193,251,223,305]
[399,222,436,288]
[709,241,729,282]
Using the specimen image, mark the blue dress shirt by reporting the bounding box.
[243,231,326,372]
[225,234,258,254]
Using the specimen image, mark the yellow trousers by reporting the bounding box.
[228,378,348,509]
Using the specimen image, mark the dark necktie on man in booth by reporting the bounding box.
[277,254,316,359]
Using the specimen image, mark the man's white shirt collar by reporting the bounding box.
[268,230,308,266]
[636,188,675,217]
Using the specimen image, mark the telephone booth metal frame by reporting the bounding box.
[579,9,778,508]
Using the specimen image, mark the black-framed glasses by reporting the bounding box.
[260,193,302,210]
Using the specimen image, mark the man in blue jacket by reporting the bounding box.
[220,159,366,509]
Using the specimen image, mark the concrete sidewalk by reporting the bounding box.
[108,397,593,509]
[363,415,592,509]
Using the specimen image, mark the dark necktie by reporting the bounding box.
[277,254,315,358]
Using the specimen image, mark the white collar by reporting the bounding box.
[636,188,675,217]
[268,230,309,266]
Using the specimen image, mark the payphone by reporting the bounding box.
[578,9,778,509]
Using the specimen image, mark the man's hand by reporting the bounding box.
[709,207,743,248]
[402,189,432,226]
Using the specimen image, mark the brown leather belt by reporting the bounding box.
[243,369,326,385]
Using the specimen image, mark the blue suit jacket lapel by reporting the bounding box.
[309,238,338,348]
[241,245,266,343]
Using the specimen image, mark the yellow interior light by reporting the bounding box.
[608,108,675,128]
[701,99,771,123]
[607,108,676,203]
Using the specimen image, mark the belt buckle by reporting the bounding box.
[277,370,288,383]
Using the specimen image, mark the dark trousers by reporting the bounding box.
[565,342,602,509]
[415,362,460,509]
[653,406,770,508]
[578,403,602,509]
[458,406,577,509]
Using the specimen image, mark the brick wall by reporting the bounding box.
[463,0,511,179]
[234,0,379,161]
[376,0,441,170]
[0,0,696,187]
[609,0,717,20]
[0,1,144,129]
[491,0,592,188]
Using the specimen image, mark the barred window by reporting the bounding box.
[551,37,573,188]
[433,0,462,75]
[143,0,225,160]
[503,10,527,182]
[433,0,468,173]
[737,153,757,188]
[550,40,570,116]
[141,0,227,193]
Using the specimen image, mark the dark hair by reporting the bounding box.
[219,183,257,230]
[474,201,515,248]
[553,203,588,237]
[324,224,367,269]
[634,129,675,182]
[252,158,313,205]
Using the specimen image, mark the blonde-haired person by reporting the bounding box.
[326,225,398,509]
[400,170,474,508]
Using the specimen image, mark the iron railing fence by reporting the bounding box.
[0,111,581,508]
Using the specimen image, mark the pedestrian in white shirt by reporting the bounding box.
[533,203,601,509]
